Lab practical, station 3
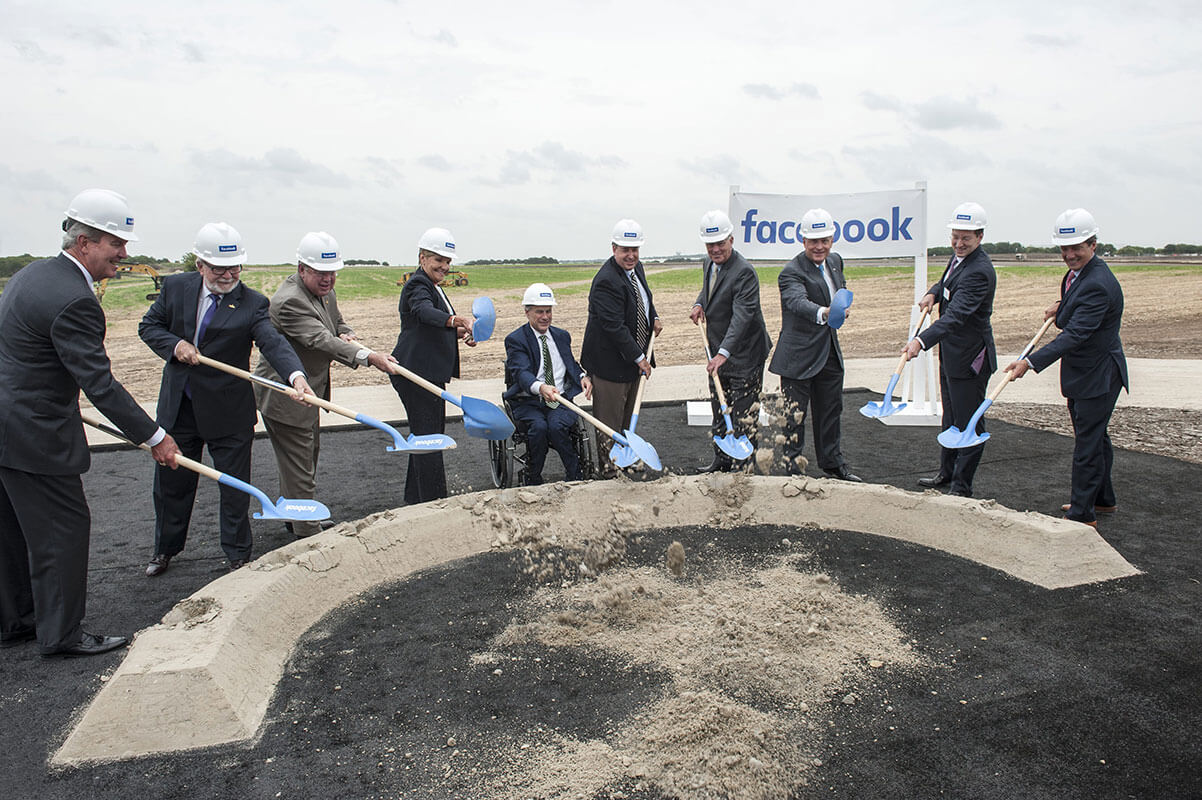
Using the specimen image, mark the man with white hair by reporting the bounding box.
[0,190,180,657]
[503,283,591,484]
[255,232,396,537]
[690,210,772,473]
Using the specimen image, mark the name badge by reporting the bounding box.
[943,287,951,301]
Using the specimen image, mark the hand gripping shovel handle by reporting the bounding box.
[893,307,934,375]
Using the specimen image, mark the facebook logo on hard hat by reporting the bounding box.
[219,245,237,252]
[623,232,638,238]
[705,226,720,234]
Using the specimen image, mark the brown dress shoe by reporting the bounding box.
[145,554,171,577]
[1060,503,1118,514]
[1063,515,1098,528]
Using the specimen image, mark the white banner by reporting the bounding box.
[729,187,926,260]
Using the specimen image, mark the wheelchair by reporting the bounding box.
[488,396,598,488]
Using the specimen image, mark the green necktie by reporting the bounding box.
[540,334,559,408]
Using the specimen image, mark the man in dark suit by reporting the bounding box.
[1006,209,1127,527]
[255,232,395,537]
[580,219,662,475]
[0,189,180,657]
[905,202,997,497]
[503,283,591,484]
[690,210,772,473]
[139,222,310,574]
[390,227,477,505]
[768,208,860,481]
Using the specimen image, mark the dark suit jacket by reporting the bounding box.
[255,272,361,428]
[0,254,157,475]
[768,252,847,381]
[1028,254,1128,400]
[391,269,459,385]
[502,324,584,406]
[139,272,304,439]
[694,250,771,379]
[580,256,658,383]
[918,247,997,379]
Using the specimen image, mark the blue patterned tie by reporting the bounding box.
[186,293,221,399]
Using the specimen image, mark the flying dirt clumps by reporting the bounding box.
[666,541,686,576]
[475,552,925,800]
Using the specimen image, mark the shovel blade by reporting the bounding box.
[860,373,903,417]
[471,296,497,342]
[389,433,458,453]
[459,395,515,440]
[254,497,332,521]
[715,434,754,461]
[609,429,662,471]
[936,426,991,449]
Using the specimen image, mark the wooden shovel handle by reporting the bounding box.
[630,332,656,417]
[79,412,219,481]
[989,316,1057,402]
[696,318,730,409]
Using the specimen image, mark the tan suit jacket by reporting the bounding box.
[255,272,361,427]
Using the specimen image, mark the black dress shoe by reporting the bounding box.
[284,520,336,535]
[697,460,734,474]
[1,627,36,648]
[917,473,951,488]
[948,488,972,497]
[824,466,862,483]
[145,554,171,577]
[228,559,248,571]
[41,632,128,658]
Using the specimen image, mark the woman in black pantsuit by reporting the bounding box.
[390,228,475,504]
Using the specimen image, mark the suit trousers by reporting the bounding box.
[938,367,990,494]
[0,467,90,651]
[1065,369,1123,524]
[153,396,255,562]
[511,401,581,483]
[588,375,640,474]
[708,371,763,467]
[263,415,322,537]
[391,374,448,504]
[779,351,846,474]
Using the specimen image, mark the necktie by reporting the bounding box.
[539,334,559,409]
[707,263,719,301]
[1065,271,1078,293]
[630,271,650,352]
[195,293,221,346]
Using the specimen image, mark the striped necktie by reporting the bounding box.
[630,271,649,351]
[539,334,559,409]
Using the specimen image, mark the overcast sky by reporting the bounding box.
[2,0,1199,263]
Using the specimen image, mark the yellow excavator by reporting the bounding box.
[396,270,469,288]
[95,263,164,303]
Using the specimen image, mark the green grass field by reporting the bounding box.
[41,259,1202,313]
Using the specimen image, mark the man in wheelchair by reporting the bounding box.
[501,283,592,484]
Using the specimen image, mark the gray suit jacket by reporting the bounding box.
[768,251,847,381]
[255,272,361,427]
[694,250,771,379]
[0,254,157,475]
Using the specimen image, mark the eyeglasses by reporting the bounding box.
[200,263,243,276]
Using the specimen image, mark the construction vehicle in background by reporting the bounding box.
[95,263,165,303]
[397,270,469,288]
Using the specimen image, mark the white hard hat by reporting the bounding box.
[64,188,138,242]
[699,210,734,243]
[193,222,246,267]
[1052,208,1099,245]
[611,218,645,246]
[800,208,836,239]
[947,201,987,231]
[297,231,344,271]
[522,282,557,307]
[418,227,457,259]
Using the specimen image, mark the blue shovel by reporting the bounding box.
[471,296,497,342]
[383,360,515,441]
[860,307,932,418]
[81,413,330,522]
[196,355,456,453]
[697,318,753,461]
[827,287,854,329]
[937,317,1056,449]
[608,333,662,470]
